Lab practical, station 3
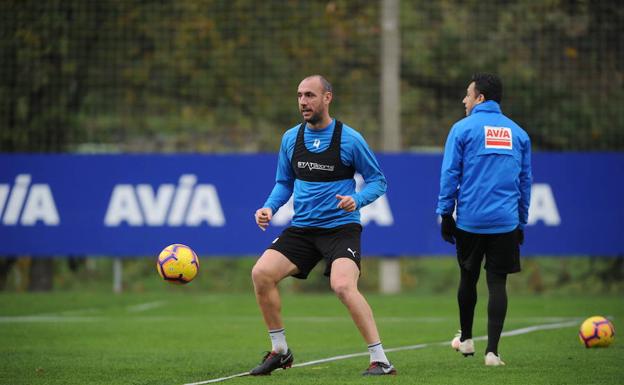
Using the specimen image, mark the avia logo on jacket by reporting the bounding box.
[484,126,512,149]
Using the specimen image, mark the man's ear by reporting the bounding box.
[324,91,333,104]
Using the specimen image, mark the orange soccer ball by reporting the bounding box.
[578,316,615,348]
[156,244,199,284]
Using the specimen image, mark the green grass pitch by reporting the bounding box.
[0,292,622,385]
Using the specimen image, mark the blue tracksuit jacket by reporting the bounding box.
[436,101,532,234]
[264,119,387,228]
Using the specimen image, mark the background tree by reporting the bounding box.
[1,0,622,152]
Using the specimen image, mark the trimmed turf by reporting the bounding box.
[0,292,622,385]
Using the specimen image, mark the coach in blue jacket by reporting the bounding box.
[436,73,532,366]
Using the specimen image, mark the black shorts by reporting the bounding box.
[268,223,362,279]
[455,228,521,274]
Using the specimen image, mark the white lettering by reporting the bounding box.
[136,184,175,225]
[356,174,394,226]
[361,195,394,226]
[271,196,294,226]
[104,175,225,227]
[0,175,60,226]
[3,174,30,225]
[168,175,196,226]
[104,185,143,226]
[528,184,561,226]
[20,184,60,225]
[185,185,225,226]
[0,185,9,217]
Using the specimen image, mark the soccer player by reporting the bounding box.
[436,73,532,366]
[250,75,396,376]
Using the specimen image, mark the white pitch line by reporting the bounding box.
[0,315,101,323]
[126,301,166,313]
[0,301,167,323]
[182,318,580,385]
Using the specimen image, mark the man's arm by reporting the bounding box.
[348,132,387,209]
[262,136,295,215]
[518,135,532,229]
[436,124,463,216]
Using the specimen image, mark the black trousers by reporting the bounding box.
[455,228,521,355]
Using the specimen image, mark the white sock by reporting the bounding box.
[269,328,288,353]
[368,341,389,364]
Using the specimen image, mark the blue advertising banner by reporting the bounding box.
[0,153,622,257]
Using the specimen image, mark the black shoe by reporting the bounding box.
[249,349,294,376]
[362,361,397,376]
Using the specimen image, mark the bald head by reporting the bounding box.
[301,75,333,93]
[297,75,333,128]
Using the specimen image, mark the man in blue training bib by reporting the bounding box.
[250,75,396,376]
[436,73,532,366]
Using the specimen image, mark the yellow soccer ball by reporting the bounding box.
[578,316,615,348]
[156,244,199,284]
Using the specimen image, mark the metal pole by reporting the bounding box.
[381,0,401,152]
[379,0,401,294]
[113,258,123,293]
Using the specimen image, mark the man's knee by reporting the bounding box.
[460,266,480,282]
[331,279,356,299]
[251,263,276,288]
[486,270,507,286]
[252,250,297,288]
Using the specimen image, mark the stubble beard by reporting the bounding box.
[304,110,323,125]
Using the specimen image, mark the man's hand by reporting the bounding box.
[517,228,524,245]
[441,214,456,244]
[336,194,356,212]
[255,208,273,231]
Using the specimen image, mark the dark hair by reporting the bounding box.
[471,73,502,103]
